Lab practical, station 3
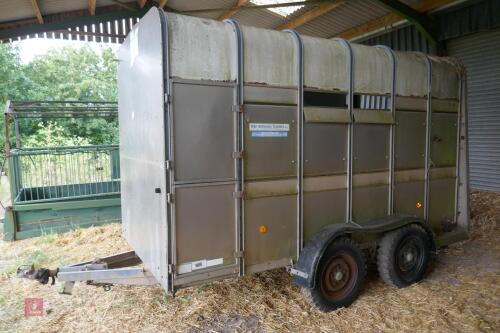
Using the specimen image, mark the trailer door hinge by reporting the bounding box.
[235,251,244,258]
[165,160,173,171]
[232,191,245,199]
[232,151,244,159]
[232,105,244,113]
[168,264,174,274]
[166,193,174,203]
[165,93,172,104]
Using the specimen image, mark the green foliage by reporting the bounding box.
[24,45,117,101]
[0,44,30,103]
[0,45,30,156]
[23,121,90,147]
[0,43,118,150]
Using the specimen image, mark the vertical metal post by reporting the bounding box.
[225,19,245,276]
[453,71,462,225]
[9,153,20,203]
[4,102,18,203]
[14,116,21,148]
[337,39,354,223]
[284,29,304,257]
[159,8,175,293]
[4,101,11,159]
[456,67,470,231]
[110,149,120,180]
[423,55,433,222]
[376,45,397,215]
[453,61,466,226]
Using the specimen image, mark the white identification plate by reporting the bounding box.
[249,123,290,131]
[250,123,289,138]
[177,257,224,274]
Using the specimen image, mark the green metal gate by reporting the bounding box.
[3,101,121,240]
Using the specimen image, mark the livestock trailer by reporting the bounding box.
[19,7,469,312]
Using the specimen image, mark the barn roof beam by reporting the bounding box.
[373,0,438,43]
[336,0,455,43]
[182,0,324,16]
[158,0,169,8]
[276,0,344,30]
[30,0,44,24]
[109,0,139,11]
[89,0,97,16]
[0,6,148,40]
[218,0,250,21]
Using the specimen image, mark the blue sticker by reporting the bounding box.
[251,131,288,137]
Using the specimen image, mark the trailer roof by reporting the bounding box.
[0,0,461,44]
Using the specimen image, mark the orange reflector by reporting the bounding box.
[259,225,268,234]
[416,202,422,209]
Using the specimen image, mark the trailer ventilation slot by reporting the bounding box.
[304,91,347,108]
[357,94,391,111]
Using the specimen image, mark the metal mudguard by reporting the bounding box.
[291,215,436,289]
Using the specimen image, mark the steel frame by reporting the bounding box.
[335,38,354,224]
[224,19,246,277]
[375,45,397,215]
[422,54,433,222]
[56,251,156,294]
[159,9,175,294]
[285,29,304,257]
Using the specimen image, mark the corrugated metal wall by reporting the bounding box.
[448,28,500,191]
[359,0,500,192]
[359,24,437,54]
[439,0,500,40]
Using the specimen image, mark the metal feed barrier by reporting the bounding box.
[9,145,120,204]
[3,101,121,240]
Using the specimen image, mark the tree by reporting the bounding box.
[0,44,30,104]
[22,45,118,145]
[0,43,119,151]
[23,122,90,147]
[0,44,30,161]
[24,45,117,102]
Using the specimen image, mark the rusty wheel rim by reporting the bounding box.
[320,251,358,301]
[395,234,425,283]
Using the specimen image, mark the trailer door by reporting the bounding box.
[118,8,170,290]
[170,81,238,282]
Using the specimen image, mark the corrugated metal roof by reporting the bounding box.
[231,1,318,29]
[0,0,470,43]
[296,0,390,38]
[167,0,235,19]
[0,0,116,23]
[232,9,282,29]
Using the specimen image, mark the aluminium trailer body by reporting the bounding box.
[118,7,468,310]
[20,7,469,312]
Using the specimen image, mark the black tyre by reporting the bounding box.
[377,224,431,288]
[302,238,365,312]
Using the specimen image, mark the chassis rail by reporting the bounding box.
[17,251,158,294]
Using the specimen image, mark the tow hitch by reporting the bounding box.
[17,265,58,285]
[16,251,158,294]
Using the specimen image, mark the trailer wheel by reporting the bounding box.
[377,224,431,288]
[302,238,365,312]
